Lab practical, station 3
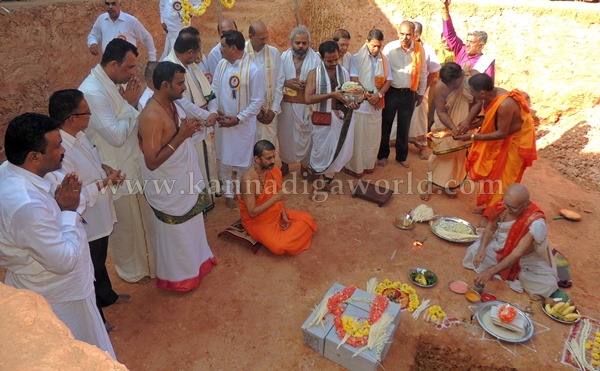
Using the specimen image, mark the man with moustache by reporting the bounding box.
[80,38,157,284]
[245,20,284,146]
[277,25,321,176]
[239,140,316,255]
[332,28,352,71]
[0,113,116,358]
[88,0,157,62]
[138,61,216,291]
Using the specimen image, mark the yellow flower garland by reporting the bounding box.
[180,0,211,26]
[374,279,420,312]
[221,0,235,9]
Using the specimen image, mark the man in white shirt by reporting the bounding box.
[0,113,116,358]
[49,89,132,333]
[88,0,157,62]
[159,0,201,61]
[206,19,238,78]
[80,38,157,284]
[245,20,284,146]
[212,30,265,208]
[377,21,427,168]
[333,28,352,71]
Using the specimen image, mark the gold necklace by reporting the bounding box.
[151,97,175,123]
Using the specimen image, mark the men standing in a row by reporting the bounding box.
[164,28,220,201]
[278,25,321,176]
[378,21,427,168]
[0,113,116,358]
[207,19,238,78]
[346,28,392,178]
[80,38,157,284]
[212,30,265,208]
[139,61,216,291]
[245,20,284,147]
[49,89,132,332]
[88,0,157,62]
[441,0,494,80]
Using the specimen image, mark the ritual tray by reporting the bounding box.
[351,180,393,207]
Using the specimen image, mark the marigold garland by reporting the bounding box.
[374,279,420,312]
[327,286,389,348]
[180,0,211,26]
[221,0,235,9]
[427,305,446,324]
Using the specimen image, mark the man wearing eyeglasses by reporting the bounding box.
[463,184,559,300]
[88,0,157,62]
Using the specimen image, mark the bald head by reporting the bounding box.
[503,184,530,214]
[218,19,238,36]
[248,20,269,51]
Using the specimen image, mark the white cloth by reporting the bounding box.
[212,53,265,167]
[409,42,441,142]
[350,44,392,115]
[473,54,495,75]
[345,112,381,174]
[382,40,428,95]
[59,130,117,242]
[165,49,215,109]
[141,106,214,289]
[309,64,355,175]
[277,48,321,164]
[340,52,352,72]
[0,163,114,358]
[462,218,558,297]
[139,87,154,109]
[207,42,222,77]
[159,0,202,60]
[87,11,157,61]
[79,64,142,200]
[244,41,284,114]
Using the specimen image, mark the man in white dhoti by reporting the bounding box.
[305,41,358,189]
[139,61,216,291]
[88,0,157,62]
[278,25,321,176]
[407,22,441,160]
[165,29,220,202]
[0,113,116,358]
[333,28,352,71]
[49,89,132,333]
[346,28,392,178]
[212,30,265,208]
[207,19,238,77]
[463,184,559,299]
[245,20,284,146]
[159,0,201,61]
[80,39,157,284]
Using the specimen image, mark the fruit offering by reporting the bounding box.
[544,301,581,322]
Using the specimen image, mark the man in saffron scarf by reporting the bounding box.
[454,73,537,214]
[239,140,316,255]
[463,184,558,299]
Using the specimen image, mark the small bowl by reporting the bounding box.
[449,280,468,294]
[481,292,497,302]
[466,289,481,303]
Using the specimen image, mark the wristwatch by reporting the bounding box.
[378,92,383,99]
[471,133,475,141]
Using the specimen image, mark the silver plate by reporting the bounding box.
[429,216,478,243]
[408,267,438,288]
[540,302,581,324]
[475,300,534,343]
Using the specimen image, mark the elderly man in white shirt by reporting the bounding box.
[88,0,157,62]
[206,19,237,78]
[244,20,284,147]
[0,113,116,358]
[212,30,265,208]
[49,89,132,333]
[80,38,157,284]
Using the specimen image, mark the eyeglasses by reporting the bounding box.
[503,200,527,213]
[68,112,91,119]
[105,2,117,6]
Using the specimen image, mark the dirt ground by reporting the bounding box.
[0,0,599,369]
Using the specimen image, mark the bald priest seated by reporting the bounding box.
[239,140,317,255]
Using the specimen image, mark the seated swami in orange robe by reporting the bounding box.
[239,151,316,255]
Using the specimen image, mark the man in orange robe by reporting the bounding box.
[239,140,317,255]
[455,73,537,214]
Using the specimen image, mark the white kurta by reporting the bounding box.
[207,42,222,77]
[159,0,202,61]
[0,163,115,358]
[80,65,156,282]
[87,11,157,61]
[277,49,321,164]
[212,54,265,167]
[463,218,558,297]
[141,105,215,291]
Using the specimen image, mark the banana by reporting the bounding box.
[552,302,567,314]
[545,303,556,316]
[562,306,576,315]
[563,313,581,322]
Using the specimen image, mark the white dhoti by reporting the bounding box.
[408,86,430,146]
[310,110,355,177]
[345,111,381,175]
[51,293,116,359]
[256,116,279,147]
[110,193,157,282]
[278,101,312,164]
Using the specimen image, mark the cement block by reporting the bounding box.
[301,283,345,354]
[347,289,402,329]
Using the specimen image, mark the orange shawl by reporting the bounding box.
[410,41,422,92]
[466,90,537,207]
[485,201,545,281]
[374,54,388,108]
